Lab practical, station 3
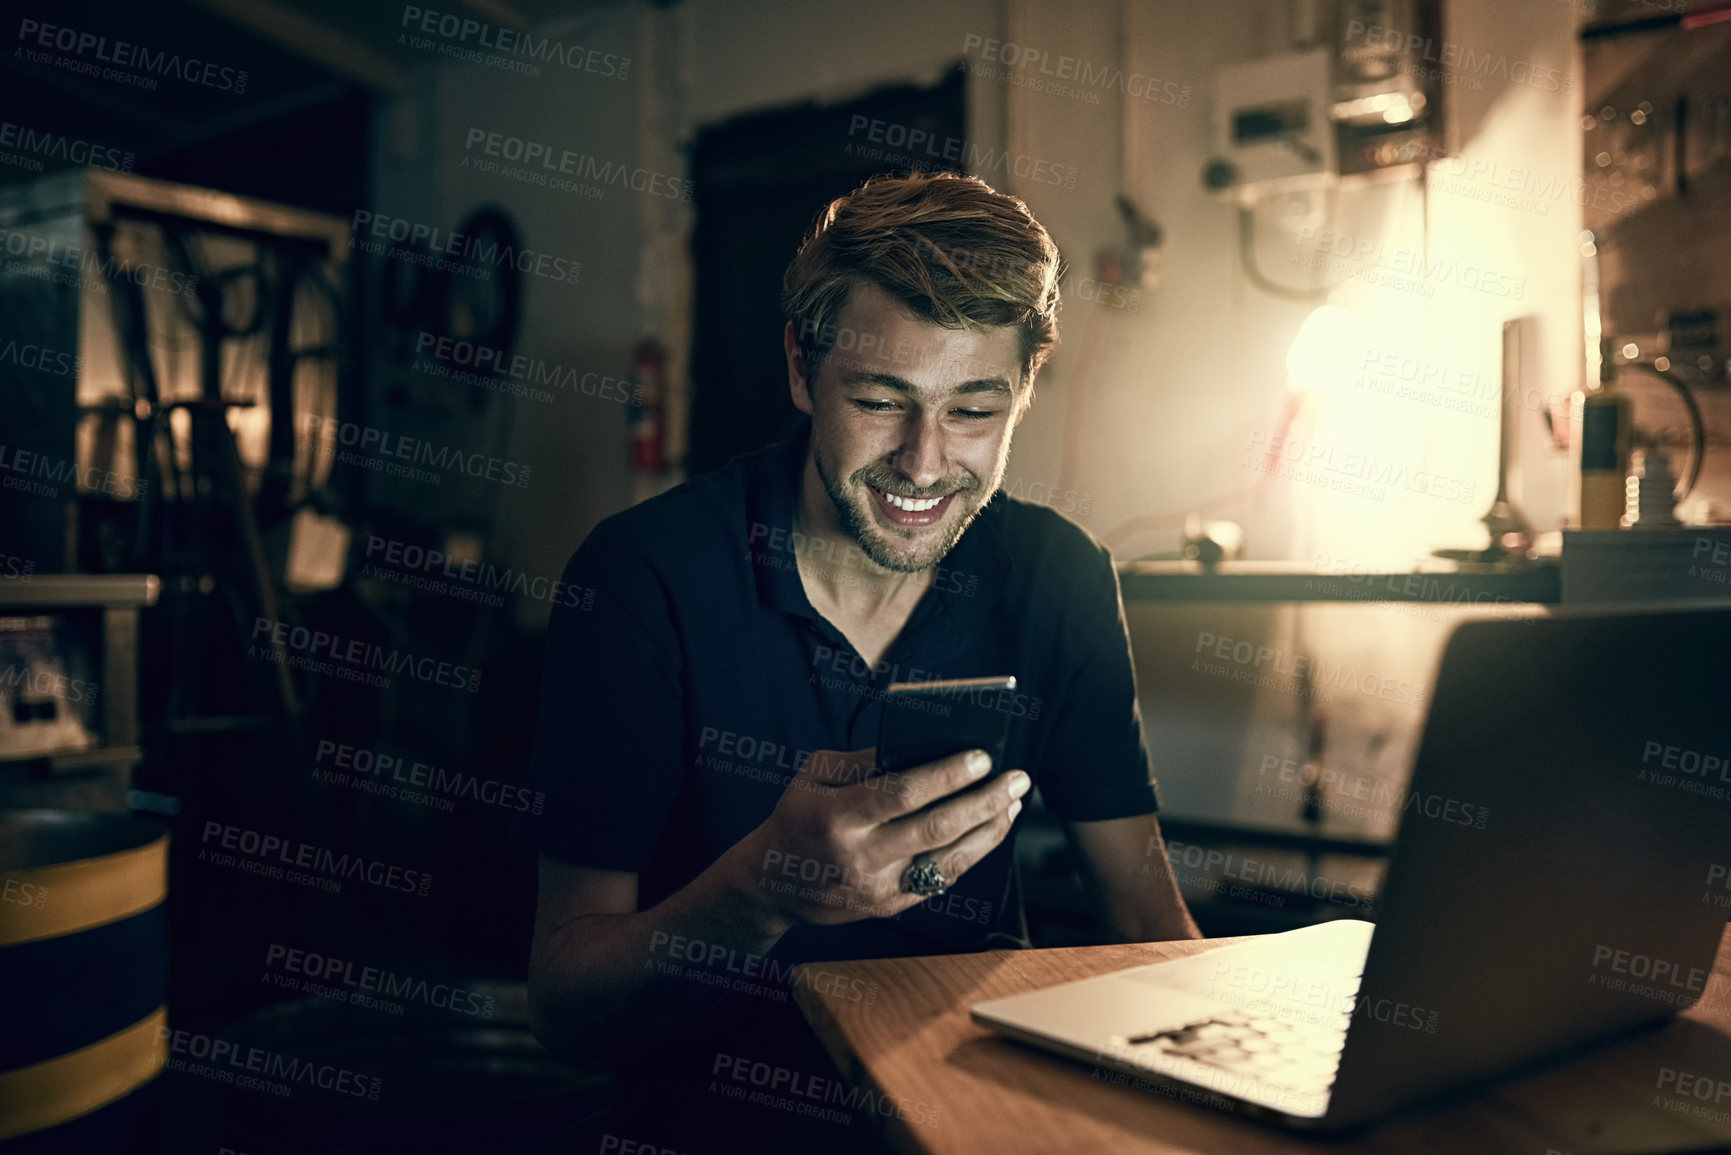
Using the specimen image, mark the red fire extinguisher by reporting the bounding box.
[628,338,667,473]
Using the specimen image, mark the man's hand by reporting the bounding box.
[726,744,1030,926]
[528,746,1029,1059]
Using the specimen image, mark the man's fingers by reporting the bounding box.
[921,800,1023,894]
[794,746,877,789]
[858,748,995,820]
[849,804,1018,922]
[882,770,1029,859]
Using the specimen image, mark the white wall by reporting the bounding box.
[984,0,1585,572]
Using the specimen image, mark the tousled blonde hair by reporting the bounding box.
[781,171,1063,385]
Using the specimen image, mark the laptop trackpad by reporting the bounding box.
[1121,919,1373,1014]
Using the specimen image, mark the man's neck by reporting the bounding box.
[791,455,932,620]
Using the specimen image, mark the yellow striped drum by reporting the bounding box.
[0,811,168,1151]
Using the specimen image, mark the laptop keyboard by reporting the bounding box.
[1122,1008,1347,1097]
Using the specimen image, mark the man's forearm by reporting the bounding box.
[1067,812,1203,944]
[1110,863,1201,943]
[1120,821,1202,941]
[528,840,794,1058]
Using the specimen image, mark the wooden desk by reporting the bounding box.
[793,926,1731,1155]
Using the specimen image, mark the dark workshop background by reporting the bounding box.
[1,0,1728,1151]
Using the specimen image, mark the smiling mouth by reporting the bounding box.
[867,485,957,528]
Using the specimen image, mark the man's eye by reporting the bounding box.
[851,401,999,419]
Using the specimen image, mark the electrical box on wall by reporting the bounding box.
[1204,0,1443,205]
[1214,49,1338,200]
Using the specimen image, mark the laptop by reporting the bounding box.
[972,606,1731,1130]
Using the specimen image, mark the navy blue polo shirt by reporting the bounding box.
[513,419,1159,964]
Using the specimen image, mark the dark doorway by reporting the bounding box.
[686,66,967,475]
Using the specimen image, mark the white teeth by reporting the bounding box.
[878,489,942,512]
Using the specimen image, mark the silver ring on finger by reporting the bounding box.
[901,853,948,897]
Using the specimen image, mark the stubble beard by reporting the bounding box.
[809,434,999,574]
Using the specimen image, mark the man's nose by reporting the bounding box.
[892,416,947,491]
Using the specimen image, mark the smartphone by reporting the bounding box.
[875,675,1018,779]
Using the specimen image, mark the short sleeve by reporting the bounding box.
[1034,546,1161,822]
[511,521,687,870]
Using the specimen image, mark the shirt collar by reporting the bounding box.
[743,421,1013,629]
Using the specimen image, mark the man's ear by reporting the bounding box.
[785,322,814,416]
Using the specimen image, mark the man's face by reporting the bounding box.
[786,281,1031,573]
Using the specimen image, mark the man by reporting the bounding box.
[514,171,1196,1149]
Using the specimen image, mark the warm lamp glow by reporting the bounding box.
[1285,305,1365,399]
